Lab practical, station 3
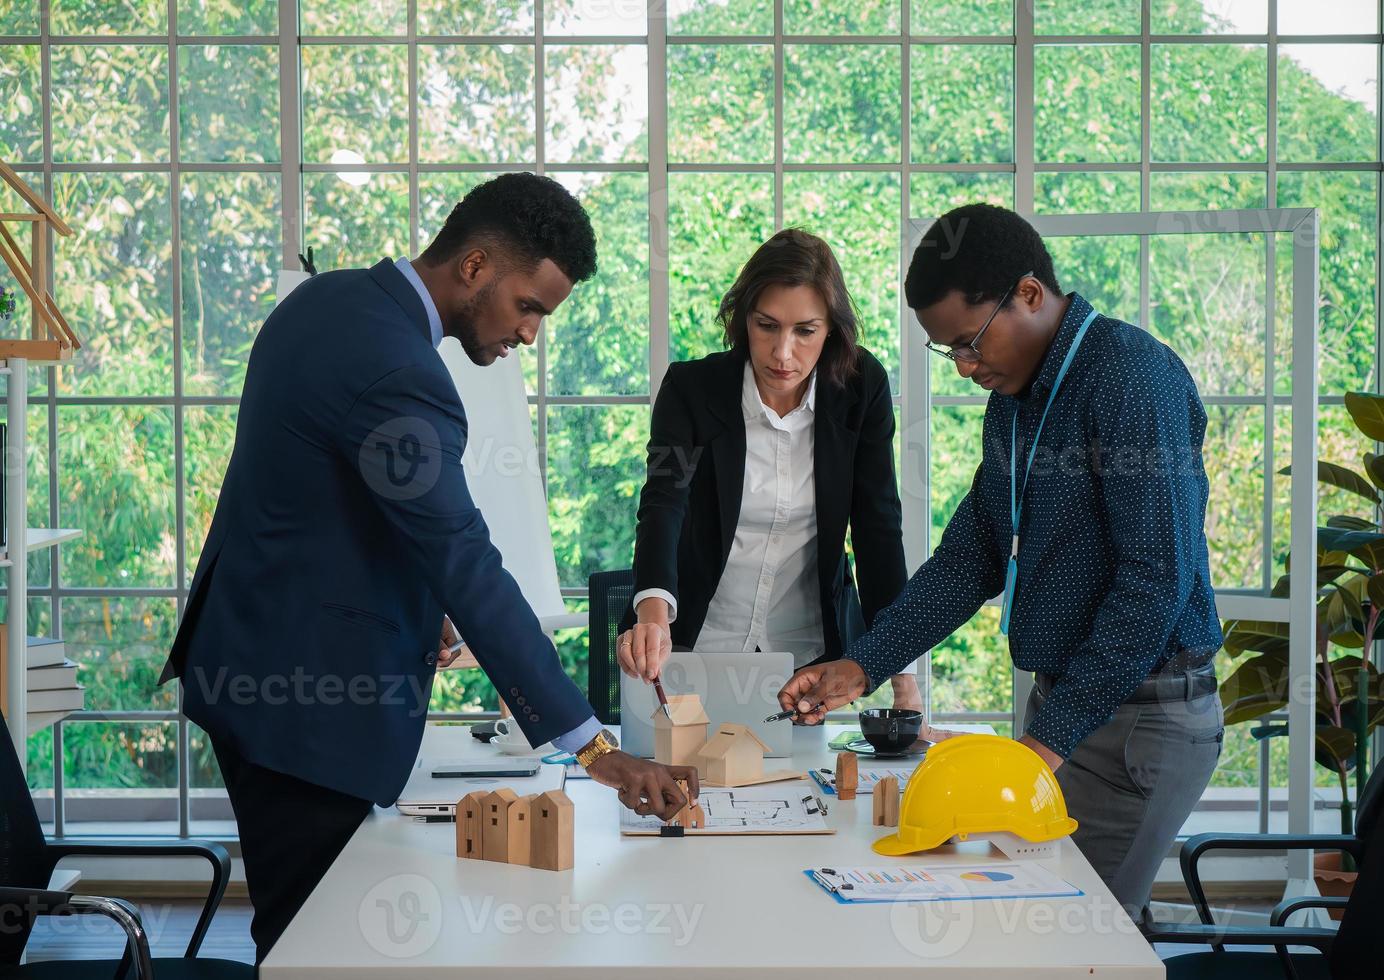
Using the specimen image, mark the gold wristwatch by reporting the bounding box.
[575,728,619,769]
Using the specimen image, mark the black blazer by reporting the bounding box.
[623,348,906,663]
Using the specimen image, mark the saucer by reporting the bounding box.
[844,738,928,760]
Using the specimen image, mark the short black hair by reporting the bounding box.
[420,172,597,284]
[904,203,1061,311]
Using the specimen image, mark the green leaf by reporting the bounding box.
[1271,563,1356,598]
[1222,619,1290,657]
[1327,514,1378,531]
[1317,527,1384,555]
[1364,453,1384,492]
[1350,539,1384,571]
[1324,655,1382,701]
[1345,391,1384,441]
[1315,725,1357,772]
[1281,462,1380,503]
[1369,572,1384,611]
[1220,651,1289,723]
[1327,583,1367,636]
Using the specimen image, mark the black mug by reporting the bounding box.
[859,708,923,753]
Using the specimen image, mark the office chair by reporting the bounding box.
[586,568,634,725]
[1147,758,1382,979]
[0,713,253,979]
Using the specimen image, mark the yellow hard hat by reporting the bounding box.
[873,734,1078,856]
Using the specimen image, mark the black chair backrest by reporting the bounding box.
[586,569,634,725]
[1354,756,1383,844]
[1334,761,1384,974]
[0,712,56,963]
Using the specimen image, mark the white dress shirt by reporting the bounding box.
[636,361,825,670]
[396,256,603,754]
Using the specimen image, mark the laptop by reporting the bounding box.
[394,761,566,817]
[620,650,795,759]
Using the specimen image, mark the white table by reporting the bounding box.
[262,723,1164,978]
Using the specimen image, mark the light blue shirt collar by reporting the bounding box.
[394,256,444,349]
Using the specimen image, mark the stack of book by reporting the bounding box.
[0,629,84,733]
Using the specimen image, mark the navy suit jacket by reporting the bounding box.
[160,259,594,805]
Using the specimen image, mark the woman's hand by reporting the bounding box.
[616,598,673,682]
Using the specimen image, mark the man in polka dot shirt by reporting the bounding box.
[779,203,1225,926]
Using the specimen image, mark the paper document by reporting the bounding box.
[811,766,917,795]
[805,863,1082,904]
[621,779,833,836]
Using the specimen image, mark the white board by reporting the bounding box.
[436,337,566,622]
[275,269,310,306]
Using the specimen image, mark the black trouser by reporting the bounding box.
[212,737,375,965]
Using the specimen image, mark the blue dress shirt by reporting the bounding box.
[847,293,1223,758]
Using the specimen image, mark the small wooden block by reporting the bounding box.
[666,778,705,830]
[481,788,518,863]
[456,791,487,860]
[529,789,574,872]
[506,794,534,866]
[654,694,711,767]
[834,751,858,801]
[873,776,900,827]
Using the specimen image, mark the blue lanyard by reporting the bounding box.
[999,308,1099,635]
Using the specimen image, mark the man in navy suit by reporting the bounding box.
[161,174,698,963]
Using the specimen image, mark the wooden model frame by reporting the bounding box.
[0,160,81,362]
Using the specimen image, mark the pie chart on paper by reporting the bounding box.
[960,870,1015,882]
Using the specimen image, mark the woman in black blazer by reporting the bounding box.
[618,229,921,709]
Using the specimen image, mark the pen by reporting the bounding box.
[763,701,825,723]
[652,674,672,719]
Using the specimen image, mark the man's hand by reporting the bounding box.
[436,616,476,669]
[919,724,966,744]
[889,673,923,712]
[1018,733,1064,771]
[585,750,700,821]
[777,659,870,726]
[616,598,673,682]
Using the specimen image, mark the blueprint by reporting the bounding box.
[619,779,833,835]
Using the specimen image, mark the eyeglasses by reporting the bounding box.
[925,271,1033,364]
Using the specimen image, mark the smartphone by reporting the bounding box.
[431,760,541,779]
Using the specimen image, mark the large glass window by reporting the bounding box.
[4,1,1378,832]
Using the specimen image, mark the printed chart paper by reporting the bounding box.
[806,863,1083,903]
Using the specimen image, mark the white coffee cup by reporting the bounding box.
[492,718,535,755]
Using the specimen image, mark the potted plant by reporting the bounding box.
[1220,391,1384,907]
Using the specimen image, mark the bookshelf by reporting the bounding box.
[1,161,82,771]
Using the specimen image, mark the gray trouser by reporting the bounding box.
[1027,673,1223,923]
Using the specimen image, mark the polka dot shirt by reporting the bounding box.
[847,293,1223,758]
